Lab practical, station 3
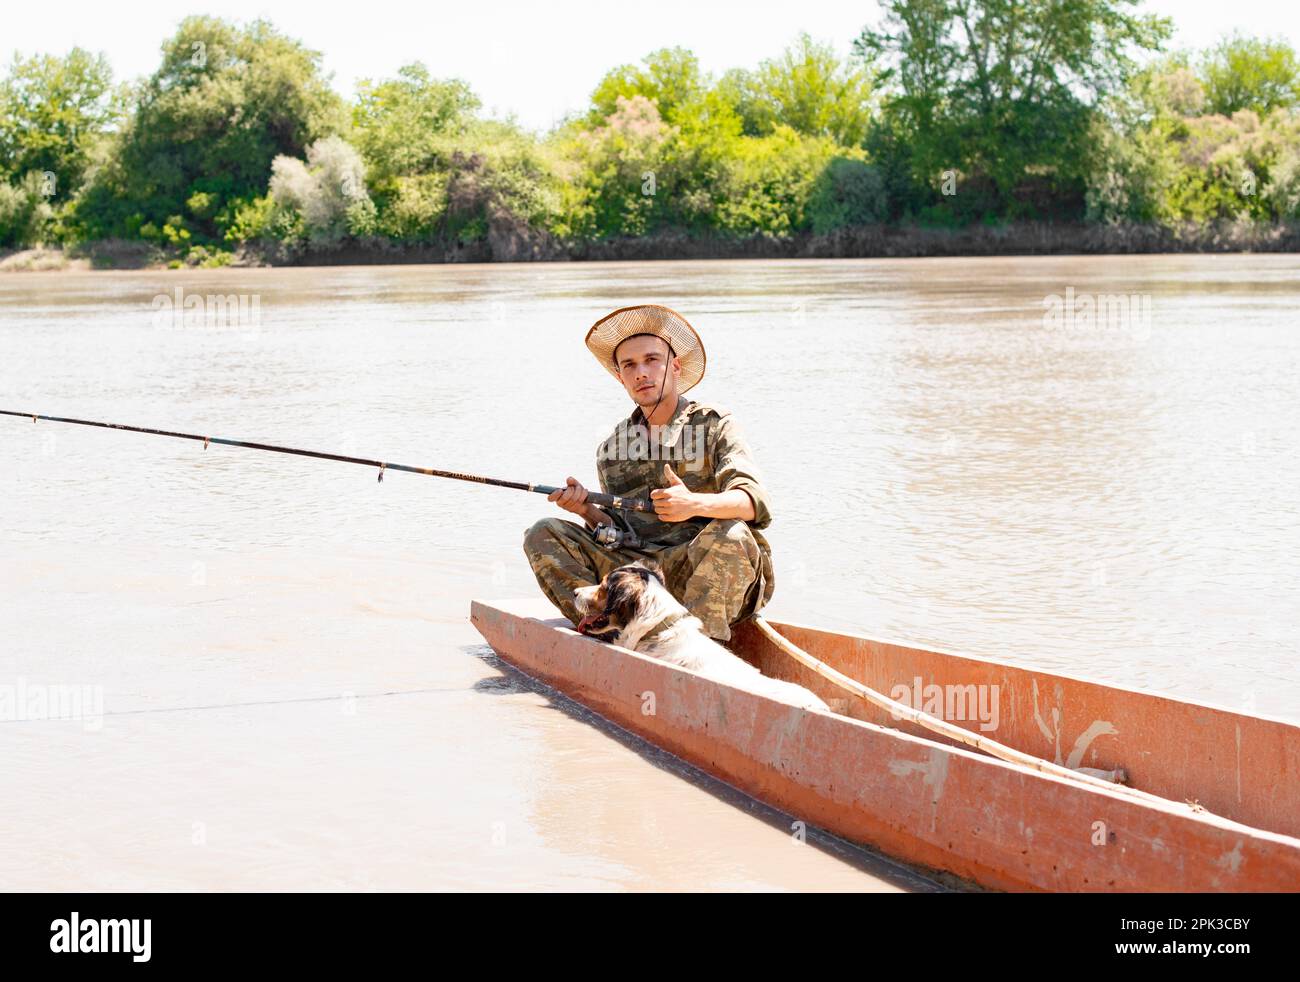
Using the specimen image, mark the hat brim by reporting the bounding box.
[585,304,706,393]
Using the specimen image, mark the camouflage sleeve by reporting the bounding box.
[712,414,772,530]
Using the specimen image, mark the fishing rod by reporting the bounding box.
[0,409,656,515]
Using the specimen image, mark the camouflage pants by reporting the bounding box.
[522,517,774,641]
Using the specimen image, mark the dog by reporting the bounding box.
[573,561,829,712]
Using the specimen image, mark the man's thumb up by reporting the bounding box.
[663,463,685,486]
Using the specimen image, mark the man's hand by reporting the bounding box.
[548,476,589,516]
[650,464,700,522]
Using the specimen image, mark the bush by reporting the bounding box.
[373,174,449,240]
[714,125,847,234]
[268,136,374,245]
[218,195,274,243]
[186,191,219,221]
[183,244,234,267]
[1089,100,1300,224]
[0,172,55,247]
[808,157,887,233]
[560,94,674,237]
[1265,145,1300,217]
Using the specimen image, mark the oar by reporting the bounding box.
[750,617,1236,818]
[0,409,655,513]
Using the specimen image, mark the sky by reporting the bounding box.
[6,0,1300,133]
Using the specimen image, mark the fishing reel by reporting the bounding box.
[593,523,643,551]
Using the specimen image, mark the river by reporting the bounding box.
[2,255,1297,889]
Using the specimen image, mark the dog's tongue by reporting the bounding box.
[576,613,608,635]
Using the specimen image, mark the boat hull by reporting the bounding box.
[471,599,1300,892]
[728,620,1300,841]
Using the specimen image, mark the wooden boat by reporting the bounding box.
[471,598,1300,891]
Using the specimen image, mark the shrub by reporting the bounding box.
[714,126,847,234]
[268,136,374,245]
[0,172,55,247]
[808,157,887,233]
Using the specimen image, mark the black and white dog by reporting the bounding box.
[574,561,829,712]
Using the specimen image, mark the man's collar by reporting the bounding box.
[629,394,692,448]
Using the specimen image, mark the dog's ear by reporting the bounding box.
[602,568,645,627]
[630,559,665,585]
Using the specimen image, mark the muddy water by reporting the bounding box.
[2,255,1297,889]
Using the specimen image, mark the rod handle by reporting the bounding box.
[533,485,656,514]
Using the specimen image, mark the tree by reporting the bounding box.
[352,63,481,180]
[72,16,346,241]
[1199,34,1300,116]
[588,48,706,126]
[0,48,124,196]
[564,94,675,237]
[1087,53,1300,225]
[752,33,876,146]
[854,0,1172,214]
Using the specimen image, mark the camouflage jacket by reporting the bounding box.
[595,395,773,551]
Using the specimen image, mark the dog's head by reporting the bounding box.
[573,561,666,641]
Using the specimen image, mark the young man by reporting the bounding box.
[522,303,774,642]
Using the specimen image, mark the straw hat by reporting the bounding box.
[585,304,706,393]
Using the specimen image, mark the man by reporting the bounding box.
[522,304,774,642]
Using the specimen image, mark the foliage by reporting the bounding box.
[352,63,481,180]
[269,136,376,245]
[0,48,123,197]
[715,127,854,234]
[1089,54,1300,224]
[1199,33,1300,116]
[588,47,707,127]
[854,0,1172,213]
[807,156,888,233]
[0,171,55,246]
[1086,54,1300,226]
[717,34,876,146]
[559,94,675,237]
[6,13,1300,257]
[69,16,346,242]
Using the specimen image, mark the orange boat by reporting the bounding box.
[471,598,1300,892]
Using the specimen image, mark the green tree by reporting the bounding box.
[1199,34,1300,116]
[1087,55,1300,225]
[751,33,876,146]
[0,48,124,195]
[352,63,481,180]
[562,94,675,237]
[588,47,706,126]
[72,16,346,242]
[854,0,1172,215]
[715,126,855,234]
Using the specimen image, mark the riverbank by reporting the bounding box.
[5,220,1300,271]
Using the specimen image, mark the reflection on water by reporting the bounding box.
[1,255,1297,889]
